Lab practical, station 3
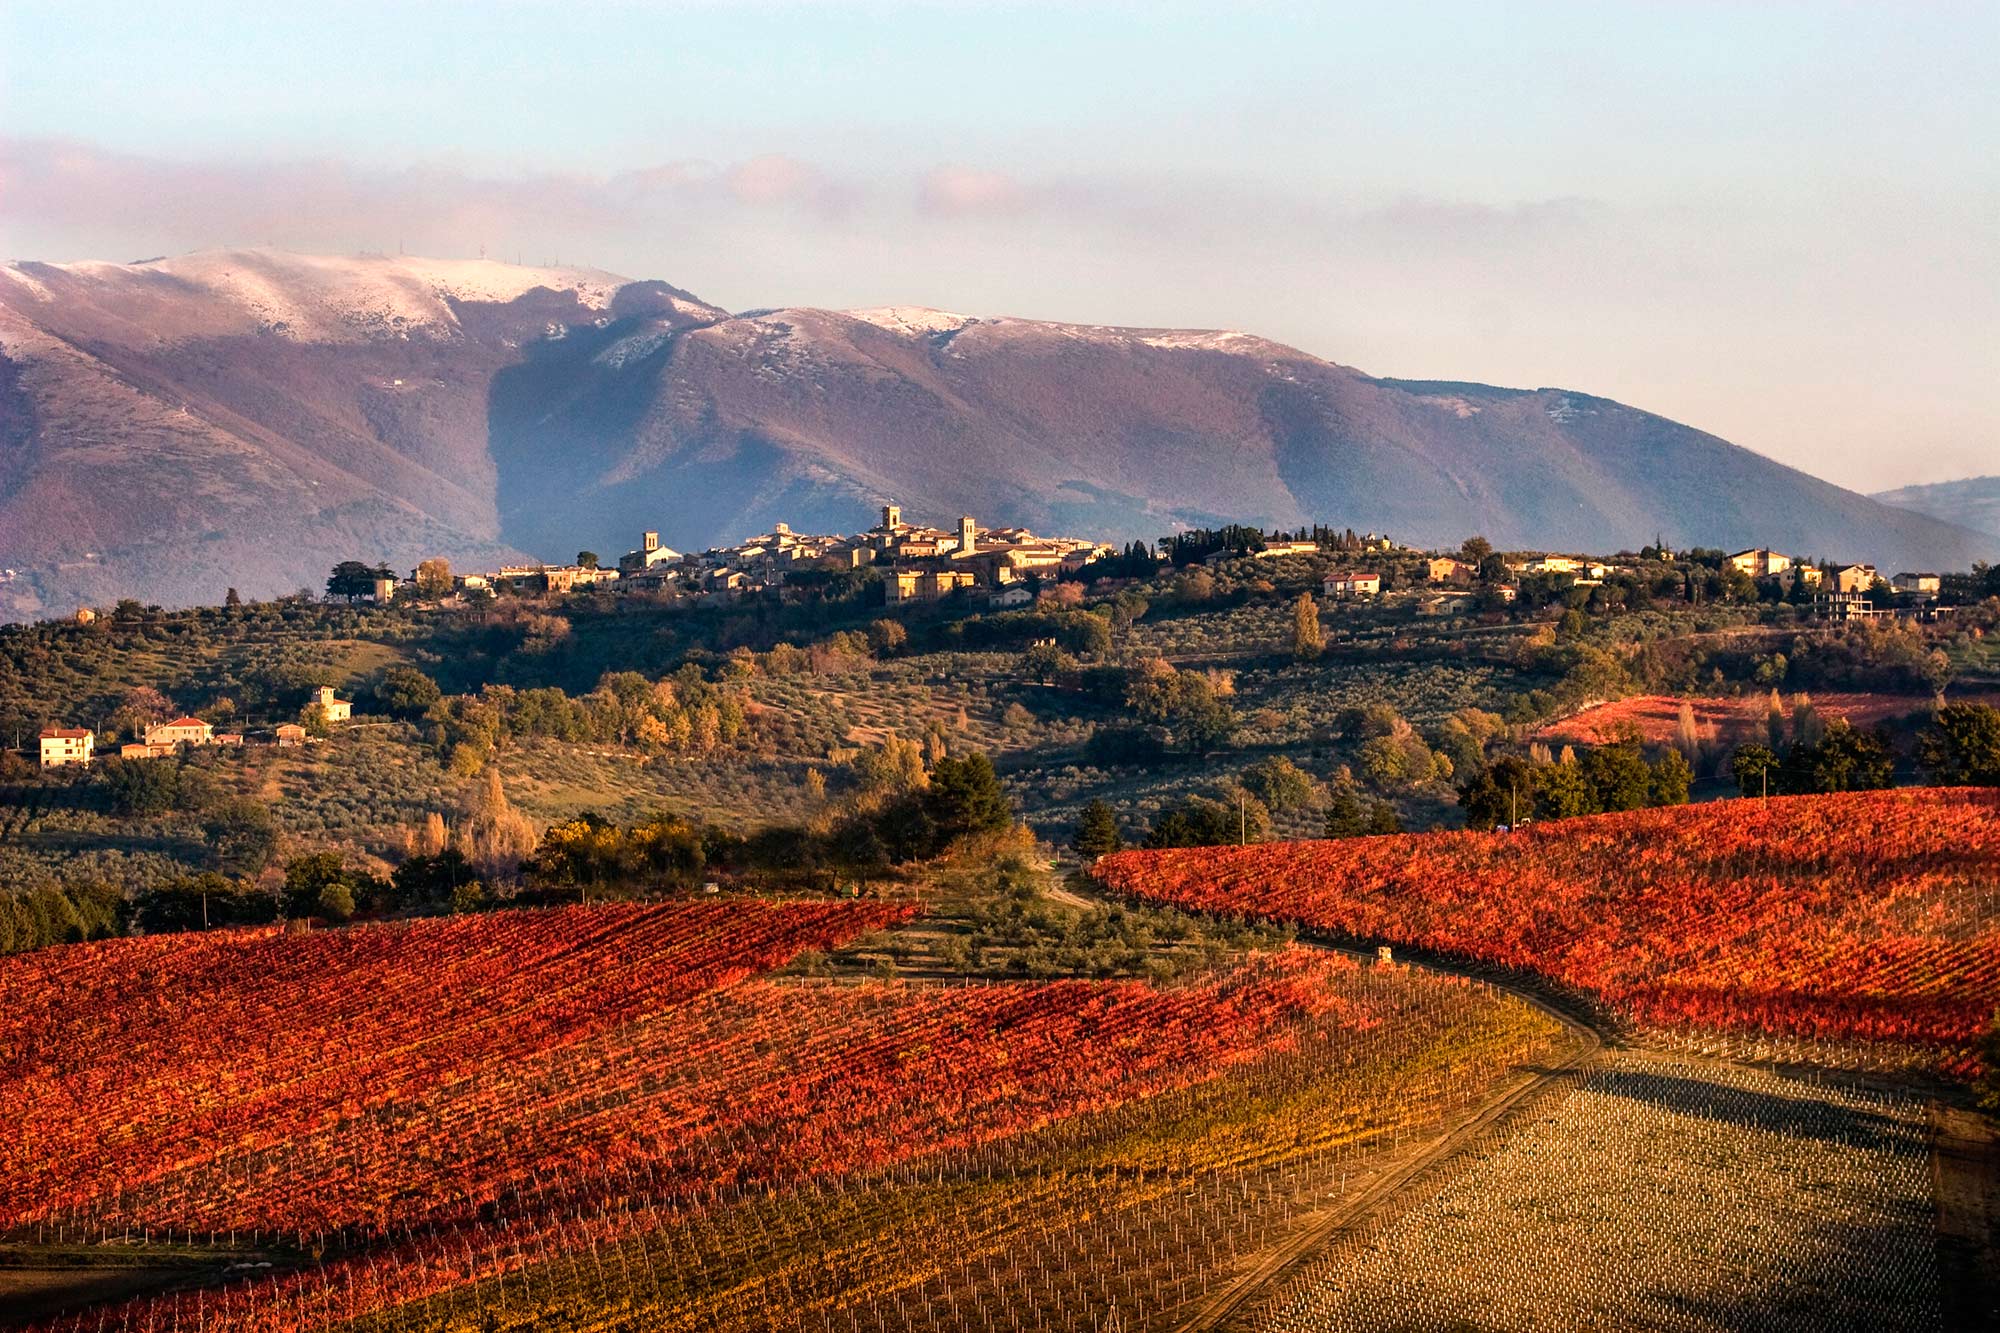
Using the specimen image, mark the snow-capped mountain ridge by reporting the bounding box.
[1,248,638,344]
[0,247,1990,620]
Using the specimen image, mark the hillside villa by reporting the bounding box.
[312,685,353,723]
[141,717,243,749]
[1832,564,1880,595]
[1427,557,1474,582]
[1323,571,1382,599]
[1253,539,1322,559]
[1726,548,1793,578]
[38,726,93,768]
[145,716,214,747]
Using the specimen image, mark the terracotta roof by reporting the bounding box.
[161,716,210,728]
[39,727,91,739]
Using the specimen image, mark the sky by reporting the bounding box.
[1,0,1994,492]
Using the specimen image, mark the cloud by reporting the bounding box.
[724,153,852,213]
[917,166,1030,216]
[0,138,871,259]
[0,136,1609,268]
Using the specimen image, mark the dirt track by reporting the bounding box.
[1066,871,1991,1333]
[1169,947,1603,1333]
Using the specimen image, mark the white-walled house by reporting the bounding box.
[38,727,93,768]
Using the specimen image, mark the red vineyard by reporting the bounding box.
[0,901,908,1234]
[1093,788,2000,1058]
[0,902,1358,1241]
[0,897,1521,1333]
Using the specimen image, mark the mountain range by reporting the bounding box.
[0,248,1991,618]
[1871,476,2000,551]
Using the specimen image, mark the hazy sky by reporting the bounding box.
[2,1,1993,491]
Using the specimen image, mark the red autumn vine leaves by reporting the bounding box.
[1094,788,2000,1057]
[0,901,1356,1241]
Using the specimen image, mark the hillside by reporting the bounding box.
[1873,475,2000,546]
[2,248,1992,617]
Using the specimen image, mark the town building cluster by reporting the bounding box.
[1722,549,1947,622]
[350,509,1953,633]
[444,506,1115,607]
[1313,544,1948,623]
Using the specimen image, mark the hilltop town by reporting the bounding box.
[453,506,1115,606]
[19,516,1986,817]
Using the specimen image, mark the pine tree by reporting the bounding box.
[1071,799,1124,860]
[923,752,1012,843]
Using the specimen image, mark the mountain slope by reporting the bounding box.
[0,250,720,616]
[0,249,1990,616]
[1871,476,2000,548]
[486,304,1996,575]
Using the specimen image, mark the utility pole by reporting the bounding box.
[1238,790,1246,845]
[1510,783,1518,830]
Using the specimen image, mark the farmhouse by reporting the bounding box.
[1726,548,1794,579]
[1254,540,1321,559]
[1780,565,1825,590]
[312,685,353,723]
[274,723,309,747]
[145,716,215,747]
[1892,571,1941,595]
[38,726,93,768]
[1427,557,1474,583]
[120,741,175,759]
[1323,571,1382,600]
[1419,591,1479,616]
[1831,564,1879,595]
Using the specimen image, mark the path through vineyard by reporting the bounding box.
[1150,944,1985,1331]
[1225,1050,1970,1332]
[1056,876,1994,1333]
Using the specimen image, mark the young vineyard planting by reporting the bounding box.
[1239,1053,1945,1333]
[1093,788,2000,1065]
[3,901,1569,1331]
